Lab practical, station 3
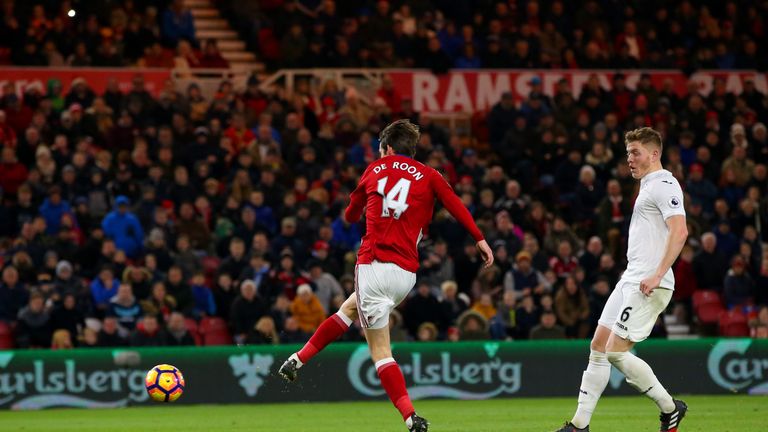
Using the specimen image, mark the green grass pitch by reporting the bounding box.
[0,395,764,431]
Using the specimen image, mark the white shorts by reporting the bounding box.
[355,261,416,329]
[597,278,673,342]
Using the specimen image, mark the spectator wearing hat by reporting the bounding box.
[101,195,144,259]
[54,260,81,295]
[310,239,341,277]
[504,250,550,301]
[288,282,324,333]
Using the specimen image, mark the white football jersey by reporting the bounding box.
[622,169,686,289]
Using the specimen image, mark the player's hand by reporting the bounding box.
[476,240,494,269]
[640,275,662,296]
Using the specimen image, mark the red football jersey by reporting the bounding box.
[345,155,484,272]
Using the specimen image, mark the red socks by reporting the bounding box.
[376,358,415,421]
[297,312,351,364]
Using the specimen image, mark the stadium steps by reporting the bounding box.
[184,0,263,73]
[217,40,246,51]
[197,29,239,40]
[663,314,691,336]
[184,0,212,8]
[195,18,229,30]
[222,51,256,62]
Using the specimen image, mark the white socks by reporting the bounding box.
[336,310,354,326]
[571,350,611,429]
[289,352,304,369]
[606,351,675,413]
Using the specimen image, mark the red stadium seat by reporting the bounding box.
[719,310,749,337]
[692,290,722,312]
[697,302,725,325]
[185,318,202,346]
[199,317,232,346]
[0,322,14,349]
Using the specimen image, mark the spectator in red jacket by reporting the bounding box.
[0,147,28,197]
[376,75,401,115]
[196,39,229,69]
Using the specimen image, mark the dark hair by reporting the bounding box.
[379,119,419,157]
[625,127,663,151]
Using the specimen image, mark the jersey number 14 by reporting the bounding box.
[377,177,411,219]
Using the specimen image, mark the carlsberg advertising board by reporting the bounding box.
[0,339,766,410]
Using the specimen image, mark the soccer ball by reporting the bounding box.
[145,364,185,402]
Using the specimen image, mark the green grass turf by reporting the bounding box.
[0,395,765,431]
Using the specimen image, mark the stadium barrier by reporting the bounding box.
[1,339,766,410]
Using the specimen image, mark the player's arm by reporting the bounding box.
[640,179,689,298]
[343,168,369,223]
[432,171,494,268]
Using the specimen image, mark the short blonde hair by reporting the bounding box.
[625,127,663,150]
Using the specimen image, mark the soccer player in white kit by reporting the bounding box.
[557,128,689,432]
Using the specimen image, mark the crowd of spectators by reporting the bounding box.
[0,0,232,69]
[224,0,767,71]
[0,65,766,349]
[4,1,767,72]
[0,0,767,350]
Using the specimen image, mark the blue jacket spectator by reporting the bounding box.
[191,274,217,318]
[0,266,29,322]
[162,0,196,47]
[102,196,144,258]
[91,267,120,309]
[331,216,362,252]
[38,187,72,235]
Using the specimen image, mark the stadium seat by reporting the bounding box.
[199,317,233,346]
[719,310,749,337]
[692,290,722,312]
[185,318,203,346]
[697,302,725,325]
[0,322,14,349]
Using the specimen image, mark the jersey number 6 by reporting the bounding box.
[377,177,411,219]
[620,306,633,322]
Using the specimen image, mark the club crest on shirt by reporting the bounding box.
[668,196,681,208]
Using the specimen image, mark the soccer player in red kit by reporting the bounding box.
[279,119,493,431]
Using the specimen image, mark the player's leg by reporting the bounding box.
[365,326,427,432]
[559,281,624,431]
[604,288,687,431]
[562,325,611,431]
[361,261,426,431]
[278,293,358,381]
